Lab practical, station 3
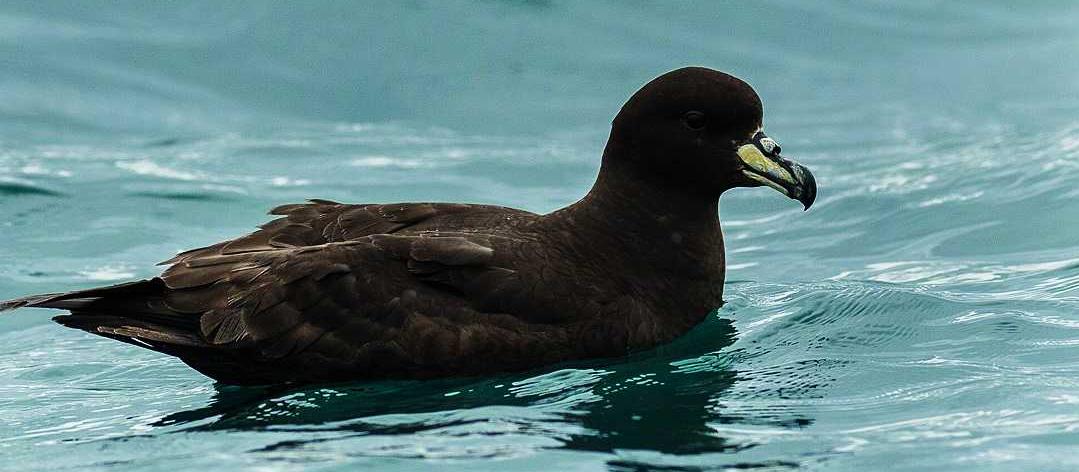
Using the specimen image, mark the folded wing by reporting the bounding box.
[1,200,545,384]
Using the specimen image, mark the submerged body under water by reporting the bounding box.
[1,2,1078,471]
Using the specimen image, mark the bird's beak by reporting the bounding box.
[736,131,817,210]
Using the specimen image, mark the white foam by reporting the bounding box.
[115,160,200,181]
[78,265,135,281]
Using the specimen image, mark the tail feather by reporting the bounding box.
[0,292,69,311]
[3,278,208,350]
[3,279,290,384]
[53,314,206,348]
[0,279,161,312]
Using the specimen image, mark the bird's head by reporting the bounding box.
[607,67,816,210]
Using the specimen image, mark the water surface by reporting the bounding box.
[2,2,1079,470]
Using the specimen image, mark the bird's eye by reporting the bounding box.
[682,111,706,130]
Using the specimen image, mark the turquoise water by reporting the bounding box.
[2,1,1079,470]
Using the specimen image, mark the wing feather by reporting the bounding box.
[3,199,548,383]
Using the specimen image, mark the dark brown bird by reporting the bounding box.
[0,67,816,385]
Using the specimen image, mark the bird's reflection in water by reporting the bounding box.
[561,317,741,455]
[153,314,812,462]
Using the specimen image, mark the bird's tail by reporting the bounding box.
[2,280,150,312]
[1,279,206,350]
[1,280,288,384]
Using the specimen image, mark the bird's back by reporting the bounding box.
[5,200,568,384]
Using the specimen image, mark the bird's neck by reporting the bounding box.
[549,154,723,256]
[542,145,728,324]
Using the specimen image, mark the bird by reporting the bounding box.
[0,67,816,385]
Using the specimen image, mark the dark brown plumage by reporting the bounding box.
[0,67,816,385]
